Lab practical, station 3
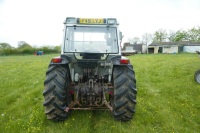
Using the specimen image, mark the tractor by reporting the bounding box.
[43,17,137,121]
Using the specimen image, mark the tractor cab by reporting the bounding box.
[62,18,121,60]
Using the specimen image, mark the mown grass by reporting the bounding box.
[0,53,199,133]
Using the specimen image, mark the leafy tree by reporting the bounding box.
[167,30,176,42]
[41,46,52,54]
[152,29,167,43]
[188,26,200,42]
[54,45,61,53]
[0,43,14,49]
[17,41,32,49]
[128,37,141,44]
[142,33,152,45]
[173,30,189,42]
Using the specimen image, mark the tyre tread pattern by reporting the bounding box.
[43,65,69,121]
[194,69,200,84]
[113,65,137,121]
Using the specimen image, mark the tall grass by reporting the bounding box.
[0,53,199,133]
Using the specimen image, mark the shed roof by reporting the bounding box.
[149,41,200,46]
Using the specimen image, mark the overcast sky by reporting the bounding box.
[0,0,200,47]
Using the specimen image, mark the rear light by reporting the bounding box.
[69,90,74,94]
[120,59,130,64]
[52,57,62,63]
[108,91,113,94]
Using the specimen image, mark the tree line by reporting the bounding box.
[129,26,200,45]
[0,41,61,55]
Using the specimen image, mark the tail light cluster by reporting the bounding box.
[52,57,62,63]
[51,57,130,65]
[120,59,130,64]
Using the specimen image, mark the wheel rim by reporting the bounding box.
[195,72,200,83]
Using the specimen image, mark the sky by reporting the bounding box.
[0,0,200,47]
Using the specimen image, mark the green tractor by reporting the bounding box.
[43,17,137,121]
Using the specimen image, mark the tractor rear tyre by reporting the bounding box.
[112,65,137,121]
[43,65,70,121]
[194,69,200,84]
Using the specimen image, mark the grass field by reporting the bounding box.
[0,53,200,133]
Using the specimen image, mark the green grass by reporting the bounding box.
[0,53,200,133]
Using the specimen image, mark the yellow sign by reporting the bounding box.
[79,18,105,24]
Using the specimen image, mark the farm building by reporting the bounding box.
[148,42,179,54]
[133,44,147,53]
[148,42,200,54]
[183,42,200,53]
[121,43,135,56]
[122,42,147,55]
